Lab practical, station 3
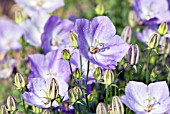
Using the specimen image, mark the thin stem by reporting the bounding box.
[21,88,26,113]
[114,86,117,96]
[105,86,109,109]
[50,101,53,113]
[68,60,74,85]
[146,50,151,84]
[85,61,90,111]
[79,55,83,73]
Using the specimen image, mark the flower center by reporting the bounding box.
[89,39,110,54]
[47,70,57,78]
[143,94,160,112]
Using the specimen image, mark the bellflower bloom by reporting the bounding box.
[22,77,68,108]
[14,0,64,17]
[132,0,170,24]
[121,81,170,113]
[28,49,71,82]
[0,18,23,53]
[41,16,74,53]
[20,12,49,46]
[75,16,129,69]
[0,55,16,79]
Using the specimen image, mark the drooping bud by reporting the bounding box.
[62,49,71,60]
[7,96,17,112]
[96,102,107,114]
[42,109,50,114]
[47,78,59,100]
[70,31,78,48]
[1,105,8,114]
[95,3,104,16]
[112,96,124,114]
[73,68,81,79]
[14,73,25,89]
[104,69,114,86]
[161,37,170,55]
[68,86,82,104]
[121,26,132,44]
[158,22,168,36]
[93,67,102,81]
[127,44,139,65]
[148,33,159,49]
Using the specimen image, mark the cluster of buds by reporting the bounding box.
[68,86,82,104]
[96,103,107,114]
[121,26,132,44]
[93,67,102,81]
[104,69,114,86]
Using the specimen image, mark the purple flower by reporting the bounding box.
[132,0,170,24]
[20,12,49,46]
[22,77,68,108]
[121,81,170,113]
[14,0,64,17]
[0,55,16,79]
[75,16,129,69]
[0,18,23,53]
[28,49,71,82]
[41,16,74,53]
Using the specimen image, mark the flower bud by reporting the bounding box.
[121,26,132,44]
[158,22,168,35]
[14,73,25,89]
[62,49,71,60]
[74,86,82,99]
[42,110,50,114]
[7,96,17,112]
[87,94,94,102]
[128,10,141,27]
[70,31,78,48]
[68,86,82,104]
[1,105,8,114]
[148,33,159,49]
[47,78,59,100]
[73,68,81,79]
[96,102,107,114]
[127,44,139,65]
[93,67,102,81]
[104,69,114,86]
[95,3,104,16]
[112,96,124,114]
[15,10,25,24]
[161,37,170,55]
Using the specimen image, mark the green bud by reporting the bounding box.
[70,31,78,48]
[1,105,8,114]
[74,86,82,99]
[14,73,25,89]
[95,3,104,16]
[73,68,81,79]
[121,26,132,44]
[62,49,71,60]
[112,96,124,114]
[128,10,141,27]
[104,69,114,86]
[42,110,50,114]
[96,102,107,114]
[148,33,159,49]
[7,96,17,112]
[158,22,168,35]
[47,78,59,100]
[160,37,170,55]
[15,10,25,24]
[68,86,82,104]
[127,44,139,65]
[87,94,94,102]
[93,67,102,81]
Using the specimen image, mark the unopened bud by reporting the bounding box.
[158,22,168,35]
[62,49,71,60]
[7,96,17,112]
[73,68,81,79]
[121,26,132,44]
[104,69,114,86]
[42,109,50,114]
[74,86,82,99]
[95,3,104,16]
[70,31,78,48]
[94,67,102,81]
[161,37,170,55]
[14,73,25,89]
[112,96,124,114]
[1,105,8,114]
[68,86,82,104]
[148,33,159,49]
[127,44,139,65]
[47,78,59,100]
[96,102,107,114]
[128,10,139,27]
[15,10,25,24]
[87,94,94,102]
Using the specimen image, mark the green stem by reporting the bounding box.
[21,88,26,113]
[85,61,90,111]
[79,55,82,73]
[146,50,151,84]
[68,60,74,85]
[50,101,53,113]
[114,86,117,96]
[105,86,109,109]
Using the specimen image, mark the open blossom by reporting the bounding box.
[121,81,170,114]
[41,16,74,53]
[22,77,68,108]
[75,16,129,69]
[28,49,71,82]
[0,18,23,53]
[132,0,170,24]
[20,12,49,46]
[14,0,64,16]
